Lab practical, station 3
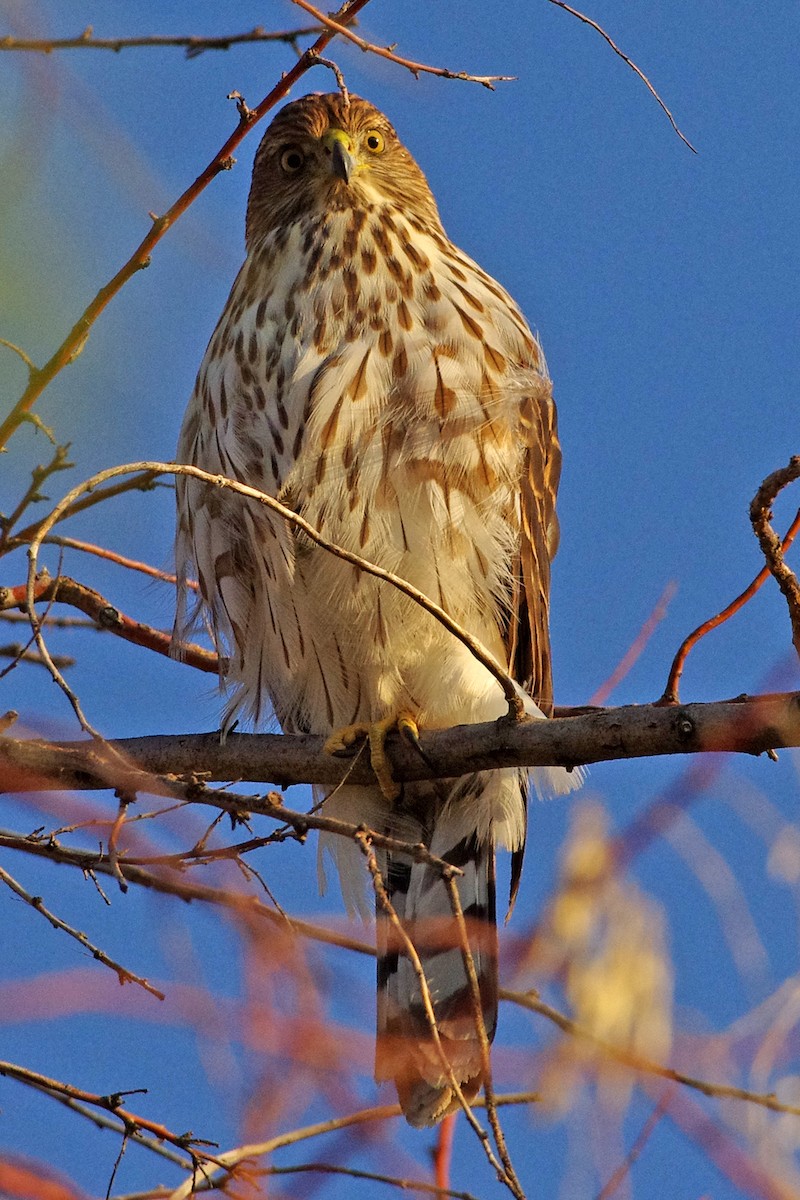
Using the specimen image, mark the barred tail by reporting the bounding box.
[375,826,498,1128]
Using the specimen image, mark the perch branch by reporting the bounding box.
[0,694,796,794]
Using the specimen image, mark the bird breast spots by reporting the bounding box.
[453,281,485,313]
[452,303,483,340]
[378,328,393,357]
[483,344,507,375]
[392,345,408,381]
[403,241,430,272]
[395,299,413,332]
[347,348,372,402]
[361,248,377,275]
[433,354,457,420]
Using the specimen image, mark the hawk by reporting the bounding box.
[174,92,579,1127]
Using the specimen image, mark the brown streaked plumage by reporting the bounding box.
[174,92,580,1127]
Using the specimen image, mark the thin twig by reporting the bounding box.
[0,827,374,959]
[0,0,374,453]
[0,442,74,551]
[443,873,524,1198]
[0,336,38,376]
[41,535,197,589]
[0,642,75,670]
[0,26,325,57]
[750,456,800,659]
[0,1060,221,1169]
[0,574,216,673]
[0,863,164,999]
[267,1161,479,1198]
[595,1091,672,1200]
[291,0,514,89]
[502,989,800,1119]
[26,460,523,719]
[546,0,696,151]
[591,581,676,705]
[663,465,800,703]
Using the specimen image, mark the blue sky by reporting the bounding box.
[0,1,798,1197]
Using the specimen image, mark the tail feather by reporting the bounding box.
[375,830,498,1128]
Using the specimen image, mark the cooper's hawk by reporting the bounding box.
[174,92,579,1127]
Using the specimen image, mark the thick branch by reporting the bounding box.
[0,694,797,794]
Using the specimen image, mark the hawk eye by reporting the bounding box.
[364,130,385,154]
[279,147,305,174]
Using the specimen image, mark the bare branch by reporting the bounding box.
[546,0,697,151]
[750,455,800,659]
[0,828,373,959]
[503,989,800,1120]
[0,0,374,452]
[0,863,164,998]
[0,26,326,57]
[0,574,216,674]
[0,694,796,796]
[292,0,514,89]
[0,1060,222,1170]
[664,499,800,703]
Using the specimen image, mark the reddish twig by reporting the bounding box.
[0,0,373,453]
[662,486,800,704]
[0,1060,221,1170]
[546,0,696,152]
[749,456,800,660]
[435,1114,457,1194]
[0,26,325,57]
[595,1092,672,1199]
[591,581,677,705]
[41,534,198,589]
[0,574,217,674]
[291,0,514,89]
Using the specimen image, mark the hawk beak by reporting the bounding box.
[323,128,356,184]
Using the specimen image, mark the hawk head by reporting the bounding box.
[246,92,442,245]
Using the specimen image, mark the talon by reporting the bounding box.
[324,722,370,756]
[324,711,419,802]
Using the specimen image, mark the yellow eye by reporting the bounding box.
[364,130,385,154]
[280,147,305,173]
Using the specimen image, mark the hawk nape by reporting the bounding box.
[174,92,579,1127]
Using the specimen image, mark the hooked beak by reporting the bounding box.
[322,128,356,184]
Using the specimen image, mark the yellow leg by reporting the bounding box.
[324,710,420,802]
